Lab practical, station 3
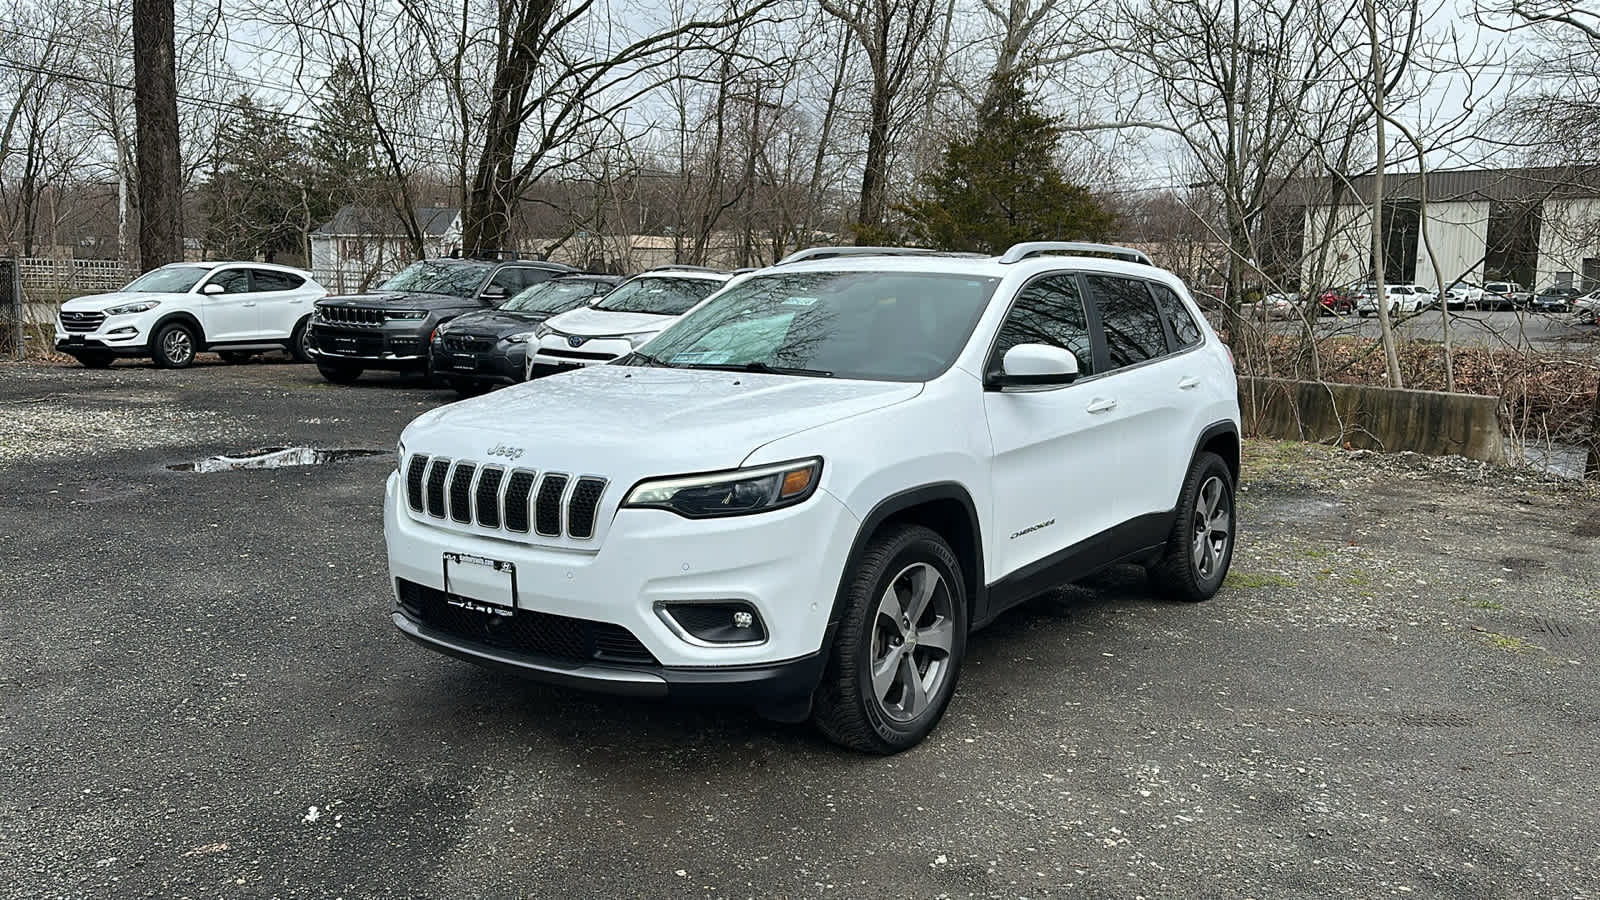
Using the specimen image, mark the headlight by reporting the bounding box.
[385,309,427,320]
[105,300,160,316]
[505,331,537,344]
[396,439,406,472]
[624,458,822,519]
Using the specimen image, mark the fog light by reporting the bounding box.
[656,601,766,646]
[108,326,137,336]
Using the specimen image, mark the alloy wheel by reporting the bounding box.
[1191,475,1231,580]
[868,562,956,723]
[163,329,194,366]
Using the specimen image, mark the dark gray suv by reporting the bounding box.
[310,255,576,384]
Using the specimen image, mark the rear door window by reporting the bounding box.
[1085,275,1168,369]
[250,270,305,292]
[1149,283,1202,350]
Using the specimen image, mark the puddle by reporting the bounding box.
[168,447,387,473]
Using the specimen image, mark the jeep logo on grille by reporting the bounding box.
[567,335,587,348]
[487,444,525,460]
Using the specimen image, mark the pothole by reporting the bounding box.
[168,447,387,473]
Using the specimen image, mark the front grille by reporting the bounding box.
[448,463,477,523]
[318,306,384,326]
[443,334,494,352]
[397,579,656,666]
[403,455,605,541]
[535,474,569,536]
[60,311,105,333]
[540,347,617,361]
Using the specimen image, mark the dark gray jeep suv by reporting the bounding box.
[310,255,576,384]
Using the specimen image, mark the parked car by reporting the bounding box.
[1413,286,1440,310]
[54,262,325,369]
[524,266,734,378]
[1575,288,1600,324]
[1355,284,1427,317]
[1253,293,1296,320]
[1443,283,1481,310]
[1317,288,1355,315]
[309,254,576,384]
[1531,286,1582,313]
[430,273,623,397]
[387,241,1242,753]
[1480,281,1531,310]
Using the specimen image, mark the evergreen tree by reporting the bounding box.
[201,95,308,260]
[306,57,379,223]
[901,74,1115,253]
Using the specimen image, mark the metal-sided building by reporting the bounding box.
[1292,165,1600,292]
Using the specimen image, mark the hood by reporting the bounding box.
[319,291,482,313]
[404,364,922,478]
[61,291,181,311]
[543,306,674,337]
[442,308,549,336]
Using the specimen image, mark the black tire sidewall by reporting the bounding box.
[152,323,197,368]
[847,528,968,750]
[1182,454,1236,597]
[290,317,314,363]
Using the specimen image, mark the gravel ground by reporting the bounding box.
[1,358,1597,899]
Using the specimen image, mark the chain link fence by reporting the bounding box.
[1,257,136,360]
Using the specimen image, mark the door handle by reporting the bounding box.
[1086,397,1118,414]
[1178,376,1200,390]
[242,302,257,307]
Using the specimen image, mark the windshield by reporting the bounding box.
[503,280,604,314]
[377,260,491,298]
[124,266,210,294]
[593,276,724,316]
[638,271,1000,382]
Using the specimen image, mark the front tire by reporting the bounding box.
[152,322,198,369]
[1148,451,1236,603]
[317,362,363,384]
[813,525,967,754]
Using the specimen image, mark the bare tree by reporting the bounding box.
[133,0,182,268]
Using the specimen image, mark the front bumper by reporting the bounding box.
[430,341,527,385]
[383,471,859,699]
[310,322,429,369]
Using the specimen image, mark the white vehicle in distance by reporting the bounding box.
[55,262,326,368]
[525,266,732,378]
[389,242,1242,754]
[1355,283,1427,318]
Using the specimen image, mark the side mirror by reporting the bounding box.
[989,344,1080,390]
[480,286,510,303]
[201,283,225,295]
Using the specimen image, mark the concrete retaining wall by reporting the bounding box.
[1240,376,1508,464]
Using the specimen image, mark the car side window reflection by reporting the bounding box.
[1086,275,1167,369]
[991,275,1093,376]
[205,270,252,294]
[1150,283,1202,349]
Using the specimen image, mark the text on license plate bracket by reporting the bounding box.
[442,552,518,615]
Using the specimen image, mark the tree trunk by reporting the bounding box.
[1367,0,1403,389]
[855,75,893,239]
[133,0,182,270]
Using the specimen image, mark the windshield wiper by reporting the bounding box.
[680,361,833,378]
[626,351,674,368]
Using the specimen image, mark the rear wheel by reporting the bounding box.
[289,316,314,363]
[152,322,198,369]
[1148,451,1236,603]
[72,351,114,369]
[813,525,967,754]
[317,362,363,384]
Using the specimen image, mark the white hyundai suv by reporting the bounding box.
[388,243,1241,753]
[524,267,732,378]
[55,262,326,368]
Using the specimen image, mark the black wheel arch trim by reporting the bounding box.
[1191,420,1241,479]
[827,481,986,631]
[150,311,206,348]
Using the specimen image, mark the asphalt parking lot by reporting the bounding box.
[2,357,1598,899]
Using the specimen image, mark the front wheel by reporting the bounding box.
[152,322,198,369]
[1148,451,1236,602]
[813,525,967,754]
[289,317,314,363]
[317,362,363,384]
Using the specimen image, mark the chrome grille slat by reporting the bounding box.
[534,473,569,536]
[320,306,384,327]
[405,454,430,511]
[475,467,505,529]
[448,463,477,524]
[60,311,106,333]
[503,470,537,533]
[567,477,607,540]
[424,457,451,518]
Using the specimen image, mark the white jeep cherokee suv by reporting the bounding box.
[524,266,732,378]
[55,261,326,368]
[388,243,1241,753]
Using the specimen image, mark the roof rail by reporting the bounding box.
[645,264,725,274]
[998,242,1153,266]
[776,246,981,265]
[449,248,522,261]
